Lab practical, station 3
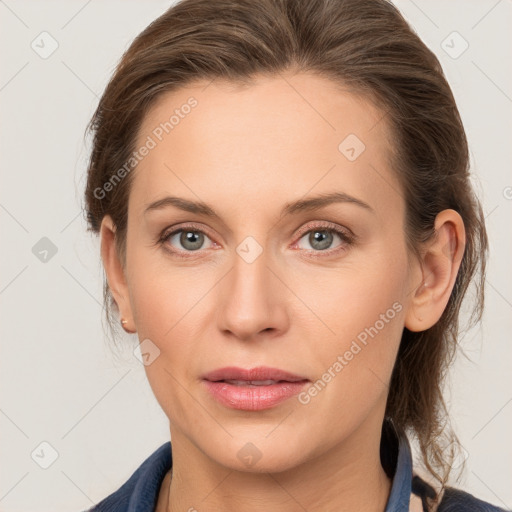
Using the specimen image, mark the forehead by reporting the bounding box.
[131,72,401,221]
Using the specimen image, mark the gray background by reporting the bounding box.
[1,1,511,510]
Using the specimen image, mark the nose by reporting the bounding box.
[216,246,290,342]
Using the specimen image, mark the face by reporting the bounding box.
[111,73,421,472]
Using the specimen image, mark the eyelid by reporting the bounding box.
[160,222,216,242]
[293,220,355,242]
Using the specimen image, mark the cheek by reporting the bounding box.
[291,251,407,342]
[127,244,209,339]
[128,262,210,418]
[293,251,407,406]
[126,251,222,404]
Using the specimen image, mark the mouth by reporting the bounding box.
[201,366,310,410]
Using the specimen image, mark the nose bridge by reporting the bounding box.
[217,233,285,338]
[230,235,273,306]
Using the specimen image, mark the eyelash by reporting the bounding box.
[157,221,356,260]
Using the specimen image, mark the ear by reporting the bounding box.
[405,209,466,332]
[100,215,136,333]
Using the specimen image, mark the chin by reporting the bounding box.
[204,433,308,474]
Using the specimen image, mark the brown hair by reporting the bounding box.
[83,0,487,504]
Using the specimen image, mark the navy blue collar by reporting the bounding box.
[384,421,414,511]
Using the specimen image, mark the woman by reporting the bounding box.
[83,0,507,510]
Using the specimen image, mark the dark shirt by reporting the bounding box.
[86,420,508,511]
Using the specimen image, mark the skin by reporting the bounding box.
[100,72,465,512]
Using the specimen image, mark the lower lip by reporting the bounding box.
[202,380,309,410]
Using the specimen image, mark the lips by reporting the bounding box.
[202,366,309,384]
[202,367,310,411]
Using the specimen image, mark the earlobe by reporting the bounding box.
[100,215,136,333]
[404,209,466,332]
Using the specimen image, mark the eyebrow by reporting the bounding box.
[144,191,374,218]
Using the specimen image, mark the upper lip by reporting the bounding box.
[202,366,309,382]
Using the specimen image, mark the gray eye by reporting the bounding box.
[297,229,341,251]
[170,230,209,251]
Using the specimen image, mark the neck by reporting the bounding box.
[164,418,392,512]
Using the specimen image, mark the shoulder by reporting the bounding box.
[437,486,509,512]
[411,472,509,512]
[86,441,172,512]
